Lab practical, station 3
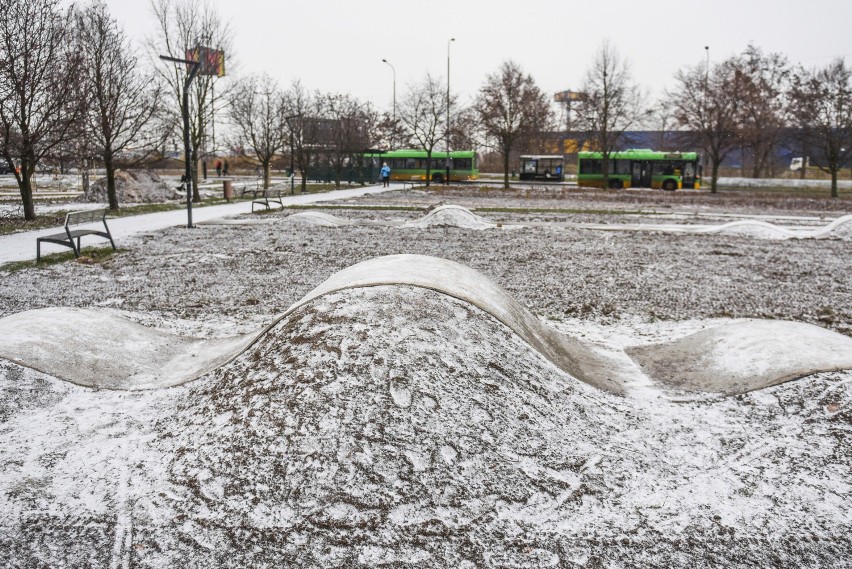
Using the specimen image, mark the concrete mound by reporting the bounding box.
[1,255,851,396]
[402,205,495,229]
[283,211,350,227]
[627,319,852,394]
[696,219,797,239]
[2,286,849,567]
[0,307,254,389]
[154,286,620,565]
[810,213,852,239]
[291,254,627,393]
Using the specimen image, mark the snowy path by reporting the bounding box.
[0,184,394,264]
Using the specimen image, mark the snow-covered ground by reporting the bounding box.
[0,186,850,567]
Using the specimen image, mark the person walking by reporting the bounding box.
[380,162,390,187]
[215,159,222,177]
[223,160,229,176]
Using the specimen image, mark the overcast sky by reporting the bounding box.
[105,0,852,112]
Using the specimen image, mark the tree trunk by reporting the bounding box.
[19,173,36,221]
[831,168,838,199]
[104,151,119,211]
[602,154,610,189]
[711,157,720,194]
[425,151,432,187]
[502,150,510,189]
[263,160,271,189]
[80,157,90,195]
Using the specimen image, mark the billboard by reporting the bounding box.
[185,46,225,77]
[554,90,587,102]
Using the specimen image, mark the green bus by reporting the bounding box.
[578,149,702,190]
[362,149,479,183]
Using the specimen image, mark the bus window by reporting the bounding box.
[580,159,602,174]
[653,161,674,175]
[405,158,416,169]
[614,159,631,175]
[455,158,471,169]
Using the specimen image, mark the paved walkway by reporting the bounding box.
[0,184,394,265]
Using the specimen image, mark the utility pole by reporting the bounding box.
[382,59,396,149]
[285,114,300,194]
[446,37,455,185]
[160,54,201,228]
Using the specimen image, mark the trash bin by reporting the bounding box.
[223,180,233,201]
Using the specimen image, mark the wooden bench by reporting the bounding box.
[251,185,284,212]
[37,209,116,262]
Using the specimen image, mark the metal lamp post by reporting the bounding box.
[159,54,201,228]
[382,59,396,149]
[446,37,455,185]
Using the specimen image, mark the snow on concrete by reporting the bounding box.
[0,307,255,389]
[1,187,850,567]
[289,254,630,393]
[275,206,852,241]
[628,319,852,394]
[1,255,848,398]
[0,285,849,567]
[401,204,496,230]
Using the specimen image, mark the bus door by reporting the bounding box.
[682,161,696,188]
[631,161,651,187]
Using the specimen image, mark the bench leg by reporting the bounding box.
[75,237,81,257]
[37,240,41,263]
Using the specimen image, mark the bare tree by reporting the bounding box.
[228,73,287,189]
[78,1,162,210]
[372,110,406,151]
[148,0,231,202]
[732,44,790,178]
[0,0,81,220]
[669,59,742,193]
[448,104,482,157]
[398,74,449,186]
[324,93,370,188]
[474,61,551,188]
[283,81,326,193]
[575,40,645,189]
[789,58,852,198]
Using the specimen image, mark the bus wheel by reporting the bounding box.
[608,179,623,189]
[432,173,444,183]
[662,179,677,191]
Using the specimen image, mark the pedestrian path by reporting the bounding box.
[0,185,394,265]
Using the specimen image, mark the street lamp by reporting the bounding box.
[159,54,201,228]
[446,37,455,185]
[382,59,396,149]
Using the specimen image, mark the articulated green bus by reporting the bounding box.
[578,149,701,190]
[362,149,479,183]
